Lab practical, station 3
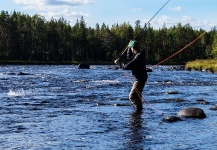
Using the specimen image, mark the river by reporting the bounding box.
[0,65,217,150]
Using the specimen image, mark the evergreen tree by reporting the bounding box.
[212,32,217,58]
[0,10,212,64]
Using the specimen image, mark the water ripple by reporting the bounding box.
[0,65,217,149]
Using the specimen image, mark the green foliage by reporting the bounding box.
[0,10,215,64]
[212,32,217,58]
[186,59,217,71]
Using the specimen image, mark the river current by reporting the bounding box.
[0,65,217,150]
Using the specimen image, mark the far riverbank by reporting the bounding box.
[0,60,114,65]
[185,59,217,72]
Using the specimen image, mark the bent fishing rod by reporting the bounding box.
[115,0,171,61]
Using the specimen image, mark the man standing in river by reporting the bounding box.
[114,40,148,111]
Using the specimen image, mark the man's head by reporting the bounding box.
[128,40,139,49]
[128,40,139,54]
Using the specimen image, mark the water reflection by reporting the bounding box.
[124,111,146,150]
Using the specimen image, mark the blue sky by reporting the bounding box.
[1,0,216,31]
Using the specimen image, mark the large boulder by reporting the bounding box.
[178,107,206,118]
[78,64,90,69]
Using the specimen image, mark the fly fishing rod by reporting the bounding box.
[115,0,171,61]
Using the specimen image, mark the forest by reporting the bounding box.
[0,10,217,65]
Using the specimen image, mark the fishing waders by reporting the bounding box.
[129,80,145,111]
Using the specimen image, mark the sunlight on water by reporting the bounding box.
[73,79,120,83]
[8,88,34,97]
[92,80,120,83]
[1,65,217,150]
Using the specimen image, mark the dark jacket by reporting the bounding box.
[120,49,148,82]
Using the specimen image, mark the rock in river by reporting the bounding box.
[162,116,182,123]
[178,107,206,118]
[78,64,90,69]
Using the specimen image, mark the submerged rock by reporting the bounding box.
[166,91,179,94]
[175,98,186,103]
[7,73,16,75]
[209,104,217,111]
[17,72,33,75]
[162,116,182,123]
[195,99,210,105]
[178,107,206,118]
[209,107,217,111]
[7,72,33,75]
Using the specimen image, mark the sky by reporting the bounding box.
[1,0,216,31]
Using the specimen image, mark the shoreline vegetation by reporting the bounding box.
[0,11,216,66]
[185,59,217,72]
[0,11,217,70]
[0,60,114,65]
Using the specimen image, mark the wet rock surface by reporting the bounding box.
[178,107,206,118]
[162,116,182,122]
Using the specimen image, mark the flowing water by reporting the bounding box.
[0,65,217,150]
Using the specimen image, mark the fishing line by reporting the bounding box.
[135,88,165,115]
[117,0,171,59]
[142,32,206,114]
[134,0,171,39]
[151,31,206,68]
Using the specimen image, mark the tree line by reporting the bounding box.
[0,10,216,64]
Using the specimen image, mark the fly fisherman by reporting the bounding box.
[114,40,148,111]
